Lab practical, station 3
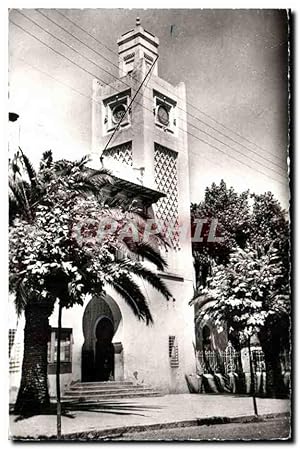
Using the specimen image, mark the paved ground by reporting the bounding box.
[9,394,290,440]
[116,417,291,441]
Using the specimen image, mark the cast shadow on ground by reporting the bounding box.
[11,399,163,422]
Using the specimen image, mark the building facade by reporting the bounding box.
[9,20,196,401]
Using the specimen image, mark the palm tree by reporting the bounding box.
[9,150,172,416]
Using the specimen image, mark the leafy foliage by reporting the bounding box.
[195,245,290,345]
[191,180,250,290]
[10,149,174,416]
[9,150,172,324]
[191,180,290,357]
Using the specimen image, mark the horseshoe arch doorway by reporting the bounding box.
[81,294,122,382]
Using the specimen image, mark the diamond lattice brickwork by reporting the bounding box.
[154,143,180,250]
[103,141,133,167]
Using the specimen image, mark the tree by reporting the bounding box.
[249,192,290,396]
[191,182,290,397]
[195,244,289,397]
[9,150,172,416]
[191,180,250,290]
[249,192,289,278]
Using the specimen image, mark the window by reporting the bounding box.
[47,328,73,374]
[169,335,179,368]
[144,52,154,69]
[123,52,135,74]
[103,90,131,133]
[153,90,177,134]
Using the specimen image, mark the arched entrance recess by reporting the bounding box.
[94,317,114,381]
[81,294,123,382]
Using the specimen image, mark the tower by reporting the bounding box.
[90,19,195,392]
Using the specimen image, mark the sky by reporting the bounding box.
[8,8,290,208]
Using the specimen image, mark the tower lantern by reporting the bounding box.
[117,18,159,77]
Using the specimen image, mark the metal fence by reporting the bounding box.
[198,342,243,375]
[195,343,291,397]
[251,349,266,372]
[197,342,267,375]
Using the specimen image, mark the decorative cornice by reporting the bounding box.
[118,31,159,49]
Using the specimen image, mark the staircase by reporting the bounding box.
[62,381,163,402]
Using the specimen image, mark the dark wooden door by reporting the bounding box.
[95,318,114,381]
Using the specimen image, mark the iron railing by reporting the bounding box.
[197,343,267,375]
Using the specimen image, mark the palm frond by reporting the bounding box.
[19,148,37,188]
[72,179,104,197]
[129,262,172,300]
[75,155,91,169]
[40,150,53,169]
[99,207,170,259]
[84,174,114,191]
[10,161,21,178]
[13,277,28,316]
[105,259,172,301]
[9,177,35,220]
[128,242,168,271]
[103,194,131,209]
[86,168,112,179]
[105,273,153,324]
[9,180,26,210]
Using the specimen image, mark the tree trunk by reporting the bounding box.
[14,302,53,415]
[260,331,286,398]
[263,350,286,398]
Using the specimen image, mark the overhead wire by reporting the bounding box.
[23,9,286,174]
[54,8,286,164]
[37,9,121,76]
[12,52,287,187]
[103,55,159,152]
[9,19,157,120]
[188,102,286,163]
[10,20,107,84]
[15,10,116,87]
[55,8,121,61]
[9,17,288,185]
[11,54,225,172]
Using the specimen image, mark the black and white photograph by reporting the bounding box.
[7,6,291,441]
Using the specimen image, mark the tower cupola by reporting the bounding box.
[117,18,159,77]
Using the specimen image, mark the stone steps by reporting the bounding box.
[69,381,134,390]
[65,387,154,396]
[62,381,163,402]
[62,391,162,402]
[68,387,151,396]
